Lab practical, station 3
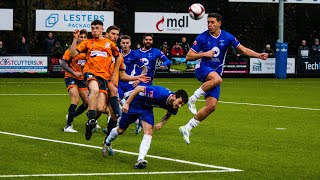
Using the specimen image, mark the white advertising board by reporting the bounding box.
[0,56,48,73]
[0,9,13,30]
[36,10,114,32]
[250,58,295,74]
[135,12,207,34]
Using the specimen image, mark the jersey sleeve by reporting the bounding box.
[62,49,71,61]
[76,40,87,54]
[229,34,241,48]
[144,86,156,99]
[158,50,172,66]
[190,34,203,53]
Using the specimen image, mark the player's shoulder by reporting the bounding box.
[198,30,210,37]
[221,30,235,38]
[196,30,210,42]
[81,39,92,44]
[130,49,138,55]
[152,48,163,54]
[63,49,71,60]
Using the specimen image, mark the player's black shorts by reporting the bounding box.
[64,77,87,90]
[84,72,108,94]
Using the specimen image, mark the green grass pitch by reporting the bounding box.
[0,78,319,179]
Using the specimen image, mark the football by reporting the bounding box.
[188,3,205,20]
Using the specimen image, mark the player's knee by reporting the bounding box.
[117,128,125,135]
[108,84,118,96]
[144,128,153,136]
[212,76,222,85]
[216,76,222,85]
[90,88,99,97]
[96,103,106,113]
[71,96,80,104]
[206,103,217,112]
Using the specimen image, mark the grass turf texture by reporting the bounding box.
[0,78,319,179]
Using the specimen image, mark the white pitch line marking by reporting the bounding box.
[0,170,238,178]
[198,100,320,111]
[0,170,236,178]
[0,131,242,173]
[1,93,319,111]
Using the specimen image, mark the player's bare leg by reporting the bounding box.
[180,96,217,144]
[73,89,89,118]
[188,71,221,114]
[85,80,99,140]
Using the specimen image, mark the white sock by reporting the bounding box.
[106,127,119,144]
[120,99,126,106]
[184,118,200,131]
[190,87,205,102]
[137,134,152,161]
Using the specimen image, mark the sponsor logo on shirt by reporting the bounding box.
[193,40,197,46]
[90,51,107,57]
[148,91,154,98]
[77,59,86,66]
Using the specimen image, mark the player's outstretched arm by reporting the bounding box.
[119,71,151,83]
[237,44,268,60]
[70,29,80,57]
[154,112,172,130]
[122,86,145,113]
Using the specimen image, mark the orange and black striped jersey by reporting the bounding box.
[62,48,86,80]
[76,38,120,81]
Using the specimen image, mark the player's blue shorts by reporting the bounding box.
[84,72,108,94]
[64,77,87,91]
[118,84,134,99]
[194,66,221,100]
[118,107,154,130]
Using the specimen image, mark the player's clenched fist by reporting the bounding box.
[73,29,80,39]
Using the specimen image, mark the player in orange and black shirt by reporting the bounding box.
[70,20,121,140]
[60,29,89,133]
[100,26,150,137]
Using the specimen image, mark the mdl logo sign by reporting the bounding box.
[156,15,189,32]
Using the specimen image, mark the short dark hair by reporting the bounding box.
[121,35,131,40]
[208,13,222,22]
[106,25,120,33]
[80,29,88,36]
[143,33,153,40]
[91,20,103,26]
[174,90,189,104]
